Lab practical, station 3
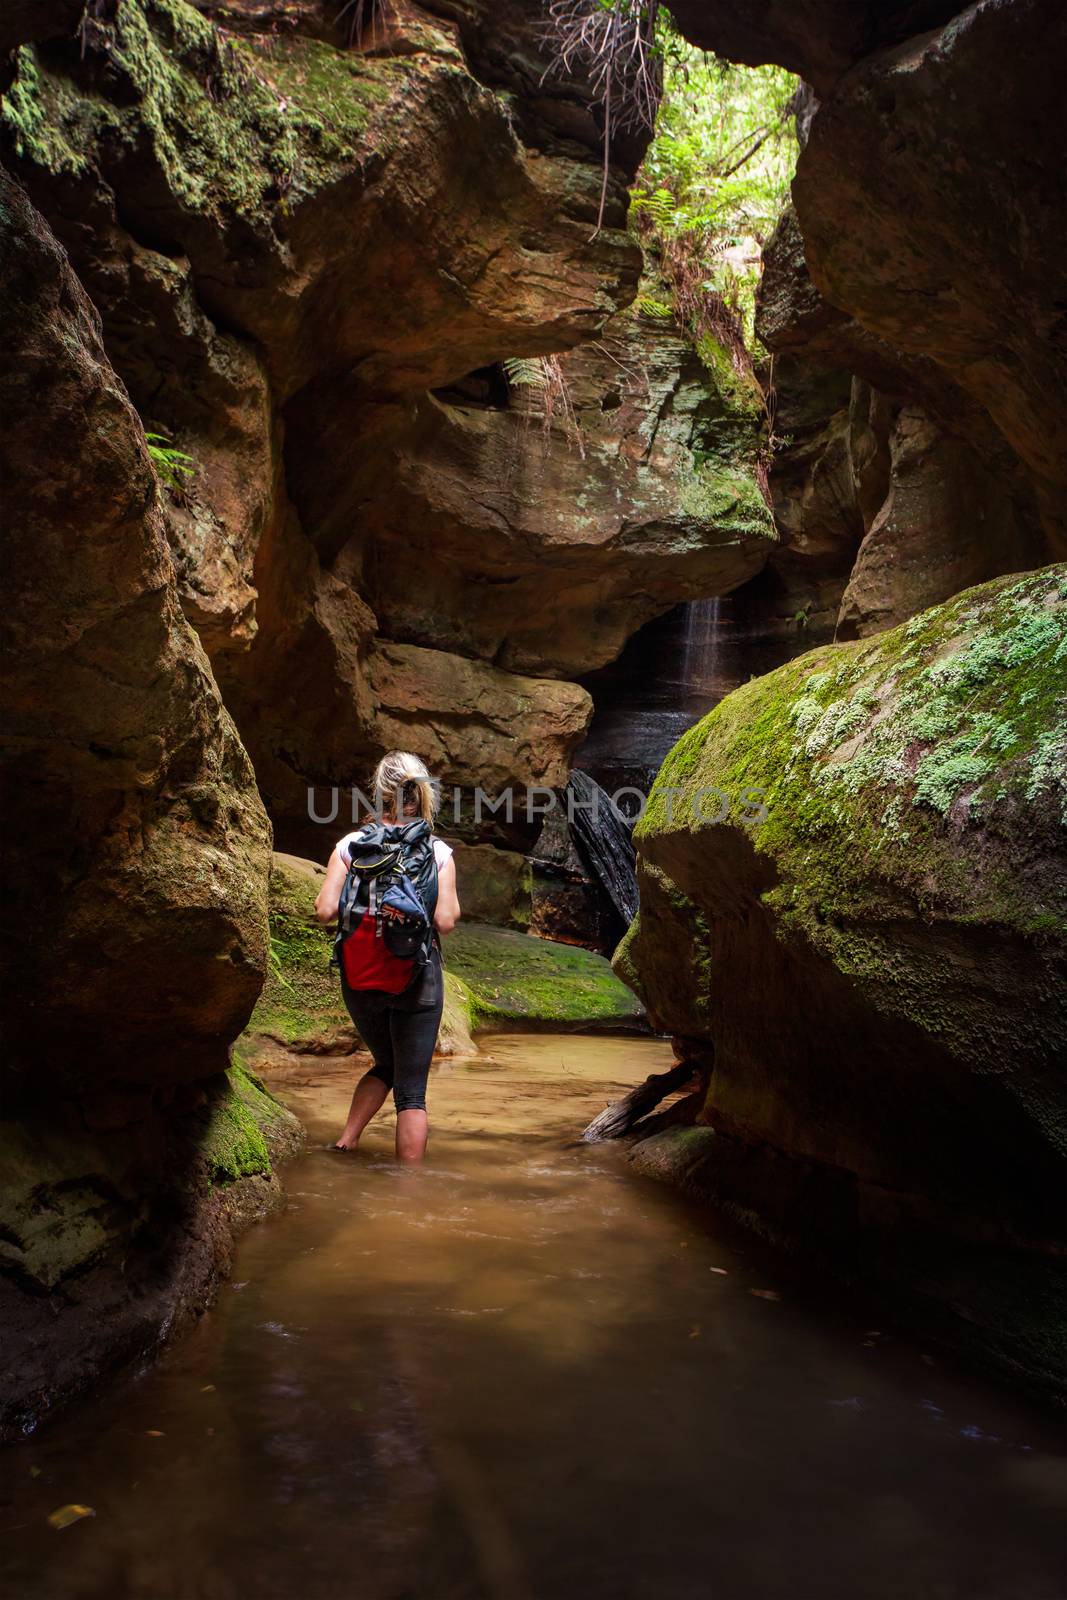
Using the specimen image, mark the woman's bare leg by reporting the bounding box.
[396,1108,428,1163]
[335,1070,389,1149]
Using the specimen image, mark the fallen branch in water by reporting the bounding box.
[626,1086,705,1142]
[582,1060,698,1142]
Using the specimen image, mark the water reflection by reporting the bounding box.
[1,1035,1063,1600]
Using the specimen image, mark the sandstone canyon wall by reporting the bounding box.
[0,167,302,1439]
[1,0,1064,1426]
[1,0,774,861]
[621,0,1066,1391]
[0,0,775,1430]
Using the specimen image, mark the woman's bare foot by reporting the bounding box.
[332,1071,389,1152]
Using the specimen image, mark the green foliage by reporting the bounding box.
[503,355,584,454]
[502,356,550,390]
[2,0,402,224]
[631,47,798,343]
[634,291,673,318]
[145,432,195,491]
[679,462,775,539]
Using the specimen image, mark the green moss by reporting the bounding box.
[2,0,413,223]
[679,461,776,541]
[694,331,764,422]
[442,923,645,1030]
[199,1064,277,1185]
[638,566,1067,950]
[243,859,351,1049]
[1,47,109,174]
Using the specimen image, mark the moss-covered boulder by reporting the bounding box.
[622,566,1067,1390]
[445,922,645,1031]
[244,854,355,1055]
[449,842,532,932]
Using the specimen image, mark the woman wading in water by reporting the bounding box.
[315,751,461,1161]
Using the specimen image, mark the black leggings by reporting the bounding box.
[341,973,443,1113]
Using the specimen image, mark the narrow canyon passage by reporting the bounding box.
[3,1037,1062,1600]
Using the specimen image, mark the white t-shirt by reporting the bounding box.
[335,831,453,872]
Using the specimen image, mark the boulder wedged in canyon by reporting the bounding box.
[306,315,776,678]
[666,0,965,95]
[247,613,594,857]
[620,567,1067,1390]
[0,170,300,1438]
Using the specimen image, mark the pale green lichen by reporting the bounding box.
[1027,729,1067,824]
[638,565,1067,949]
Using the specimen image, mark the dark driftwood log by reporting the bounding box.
[565,770,638,926]
[582,1061,698,1142]
[627,1087,706,1142]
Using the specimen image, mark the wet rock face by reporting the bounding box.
[0,169,271,1099]
[623,567,1067,1389]
[755,205,1051,642]
[0,0,642,661]
[0,170,300,1438]
[837,408,1046,638]
[320,318,775,678]
[792,0,1067,549]
[1,0,778,846]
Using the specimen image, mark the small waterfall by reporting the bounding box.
[681,596,722,694]
[565,770,638,927]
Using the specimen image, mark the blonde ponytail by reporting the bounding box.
[372,750,438,824]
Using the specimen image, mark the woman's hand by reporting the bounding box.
[434,857,460,935]
[315,850,348,924]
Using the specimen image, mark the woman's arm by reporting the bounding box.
[434,857,460,935]
[315,850,348,925]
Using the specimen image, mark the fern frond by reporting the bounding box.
[503,356,550,391]
[145,432,195,491]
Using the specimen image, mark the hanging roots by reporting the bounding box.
[503,356,586,457]
[539,0,664,236]
[335,0,390,48]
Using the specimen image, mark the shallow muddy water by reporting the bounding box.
[3,1034,1064,1600]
